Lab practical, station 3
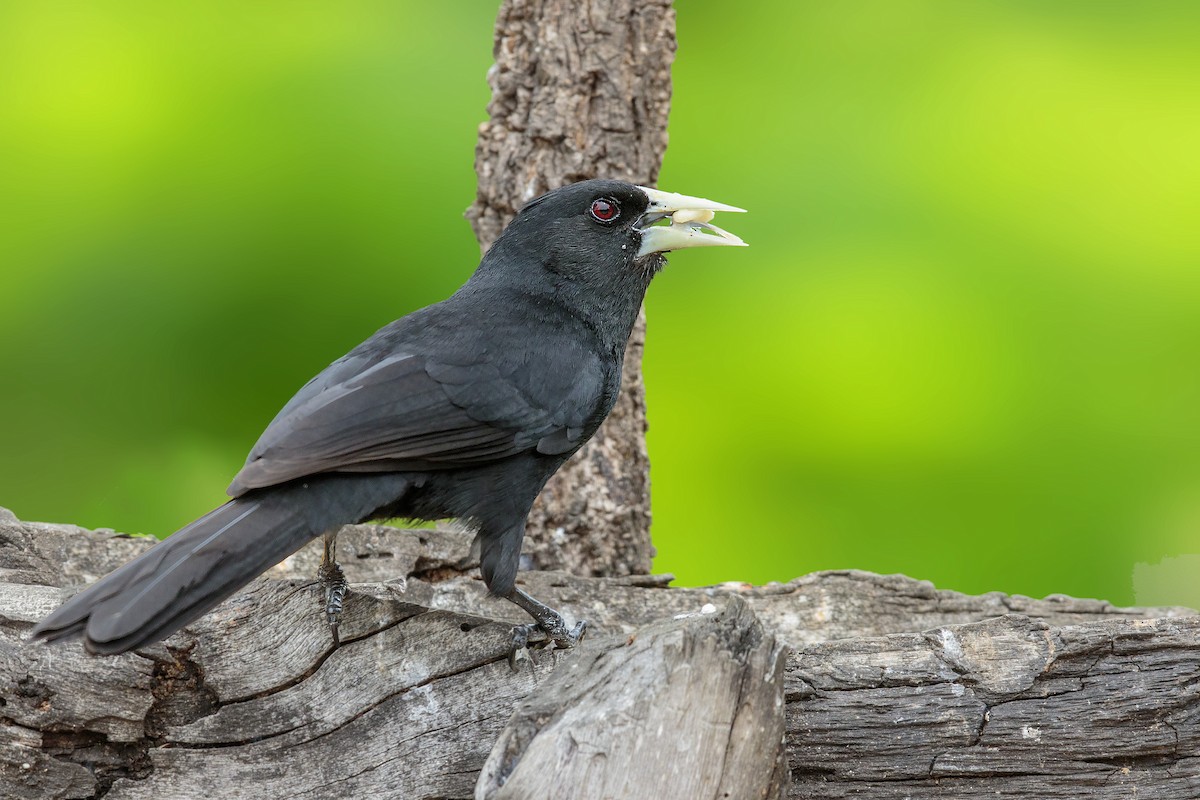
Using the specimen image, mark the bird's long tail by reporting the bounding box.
[31,472,409,655]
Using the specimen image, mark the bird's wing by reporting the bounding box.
[227,348,605,496]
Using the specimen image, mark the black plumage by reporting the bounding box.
[32,178,745,656]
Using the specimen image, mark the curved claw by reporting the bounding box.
[508,623,537,671]
[565,619,587,647]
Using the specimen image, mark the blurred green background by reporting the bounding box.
[2,1,1198,608]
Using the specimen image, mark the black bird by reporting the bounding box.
[32,179,746,657]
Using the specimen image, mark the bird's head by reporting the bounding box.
[482,179,746,291]
[469,179,745,343]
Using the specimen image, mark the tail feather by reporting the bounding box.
[32,472,409,654]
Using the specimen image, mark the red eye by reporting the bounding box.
[590,198,620,222]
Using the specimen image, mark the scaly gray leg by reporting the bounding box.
[317,530,347,647]
[506,586,587,670]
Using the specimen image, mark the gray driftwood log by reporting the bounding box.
[2,508,1197,799]
[465,0,677,580]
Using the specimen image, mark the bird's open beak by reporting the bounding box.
[635,186,748,257]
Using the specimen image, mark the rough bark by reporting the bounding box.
[465,0,676,579]
[2,511,1197,799]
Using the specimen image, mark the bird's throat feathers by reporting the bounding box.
[471,221,656,348]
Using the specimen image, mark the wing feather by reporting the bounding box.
[228,348,606,496]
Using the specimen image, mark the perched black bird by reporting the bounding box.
[32,179,746,657]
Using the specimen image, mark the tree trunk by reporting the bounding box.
[465,0,675,580]
[3,509,1197,799]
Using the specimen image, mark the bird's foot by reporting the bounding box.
[317,559,348,647]
[507,617,587,671]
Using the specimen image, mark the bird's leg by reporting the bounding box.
[316,530,347,647]
[505,586,587,669]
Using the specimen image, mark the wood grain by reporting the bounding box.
[3,511,1196,799]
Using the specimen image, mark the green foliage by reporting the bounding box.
[2,1,1198,606]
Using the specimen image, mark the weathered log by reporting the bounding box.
[476,595,788,800]
[466,0,677,580]
[2,510,1197,799]
[786,613,1200,798]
